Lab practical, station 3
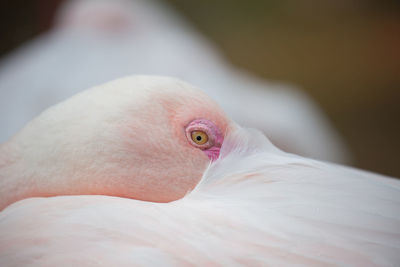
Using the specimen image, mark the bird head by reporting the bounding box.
[0,76,232,209]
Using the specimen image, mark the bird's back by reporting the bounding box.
[0,128,398,266]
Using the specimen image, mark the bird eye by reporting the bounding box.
[191,131,208,145]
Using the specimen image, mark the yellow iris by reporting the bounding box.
[191,131,208,145]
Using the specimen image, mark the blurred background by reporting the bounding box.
[0,0,399,177]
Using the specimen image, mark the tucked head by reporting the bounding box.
[0,76,232,209]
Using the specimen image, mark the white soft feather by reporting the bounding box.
[0,127,398,266]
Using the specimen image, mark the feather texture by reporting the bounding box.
[0,127,398,266]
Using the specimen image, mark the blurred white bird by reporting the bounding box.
[0,76,399,266]
[0,0,349,163]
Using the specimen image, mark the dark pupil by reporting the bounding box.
[196,135,202,141]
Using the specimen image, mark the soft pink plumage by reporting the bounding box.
[0,76,399,266]
[0,76,230,210]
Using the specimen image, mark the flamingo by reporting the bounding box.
[0,76,399,266]
[0,0,349,163]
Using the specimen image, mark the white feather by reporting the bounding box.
[0,127,398,266]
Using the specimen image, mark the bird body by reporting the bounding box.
[0,76,399,265]
[0,127,399,266]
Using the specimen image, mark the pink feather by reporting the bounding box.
[1,127,399,266]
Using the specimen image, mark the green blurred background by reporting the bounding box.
[1,0,399,177]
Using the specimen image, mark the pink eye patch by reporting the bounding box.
[185,119,224,161]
